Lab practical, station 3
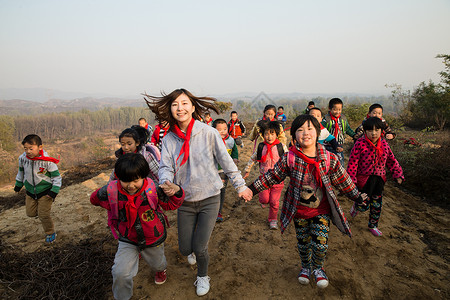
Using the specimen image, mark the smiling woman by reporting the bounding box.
[143,88,250,296]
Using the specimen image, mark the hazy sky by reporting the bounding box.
[1,0,449,97]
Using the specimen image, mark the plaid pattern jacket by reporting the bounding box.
[250,144,361,237]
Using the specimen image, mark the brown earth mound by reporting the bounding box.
[0,134,448,299]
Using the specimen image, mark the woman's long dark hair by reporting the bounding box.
[143,88,219,130]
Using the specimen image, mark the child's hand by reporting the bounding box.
[386,133,394,140]
[395,178,403,185]
[239,187,253,202]
[243,172,250,179]
[160,181,180,197]
[336,147,344,153]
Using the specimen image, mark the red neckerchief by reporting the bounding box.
[222,134,229,145]
[228,119,237,134]
[171,118,195,167]
[320,123,324,130]
[259,139,280,163]
[330,114,341,138]
[289,145,322,187]
[364,134,383,166]
[263,115,274,121]
[27,149,59,164]
[118,179,147,229]
[206,118,213,125]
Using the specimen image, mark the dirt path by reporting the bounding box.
[0,134,448,299]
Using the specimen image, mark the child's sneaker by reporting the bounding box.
[313,268,329,289]
[45,232,56,243]
[297,268,311,285]
[269,220,278,230]
[369,227,383,236]
[154,269,167,285]
[187,253,197,265]
[216,213,223,222]
[194,275,210,296]
[349,203,358,217]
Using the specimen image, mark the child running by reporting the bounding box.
[143,88,250,296]
[322,98,356,166]
[240,115,366,289]
[309,107,343,154]
[243,120,287,230]
[347,117,404,236]
[139,117,153,142]
[276,106,287,128]
[227,111,246,148]
[14,134,61,243]
[353,103,396,141]
[203,112,213,126]
[248,104,287,149]
[109,127,159,182]
[213,118,239,222]
[151,120,170,150]
[90,153,184,300]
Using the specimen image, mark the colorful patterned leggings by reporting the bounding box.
[356,175,384,228]
[293,214,330,270]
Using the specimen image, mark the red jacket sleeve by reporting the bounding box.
[90,187,111,210]
[151,125,161,145]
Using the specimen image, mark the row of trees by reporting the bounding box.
[389,54,450,130]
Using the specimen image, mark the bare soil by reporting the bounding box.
[0,133,448,299]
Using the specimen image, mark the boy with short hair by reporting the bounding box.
[227,111,246,148]
[303,101,315,114]
[353,103,396,141]
[213,119,239,222]
[276,106,287,128]
[322,98,356,166]
[139,117,153,143]
[14,134,61,243]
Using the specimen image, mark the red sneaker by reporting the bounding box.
[155,269,167,285]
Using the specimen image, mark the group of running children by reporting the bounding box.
[14,90,404,299]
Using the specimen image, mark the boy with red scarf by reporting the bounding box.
[227,111,246,148]
[241,115,366,289]
[213,119,239,222]
[139,117,153,143]
[322,98,356,166]
[244,121,287,229]
[14,134,61,243]
[347,117,403,237]
[91,153,185,299]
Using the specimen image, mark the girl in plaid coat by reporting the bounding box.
[243,115,366,289]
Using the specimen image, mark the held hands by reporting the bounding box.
[395,178,403,185]
[160,181,180,197]
[238,187,253,202]
[243,172,250,179]
[336,147,344,153]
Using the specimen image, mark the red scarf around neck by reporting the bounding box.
[259,139,280,163]
[330,114,341,138]
[222,134,229,145]
[289,145,322,187]
[118,179,147,229]
[27,149,59,164]
[364,134,383,166]
[171,118,195,167]
[228,119,237,134]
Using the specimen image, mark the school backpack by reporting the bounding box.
[106,180,168,247]
[256,142,285,162]
[145,143,161,163]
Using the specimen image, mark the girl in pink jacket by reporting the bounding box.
[347,117,404,237]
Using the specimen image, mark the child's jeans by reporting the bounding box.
[112,241,167,300]
[177,194,220,277]
[325,145,345,167]
[294,214,330,270]
[258,182,284,222]
[25,194,54,235]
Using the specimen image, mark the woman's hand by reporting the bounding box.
[160,181,180,197]
[239,187,253,202]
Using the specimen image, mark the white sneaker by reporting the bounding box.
[194,275,210,296]
[187,253,196,265]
